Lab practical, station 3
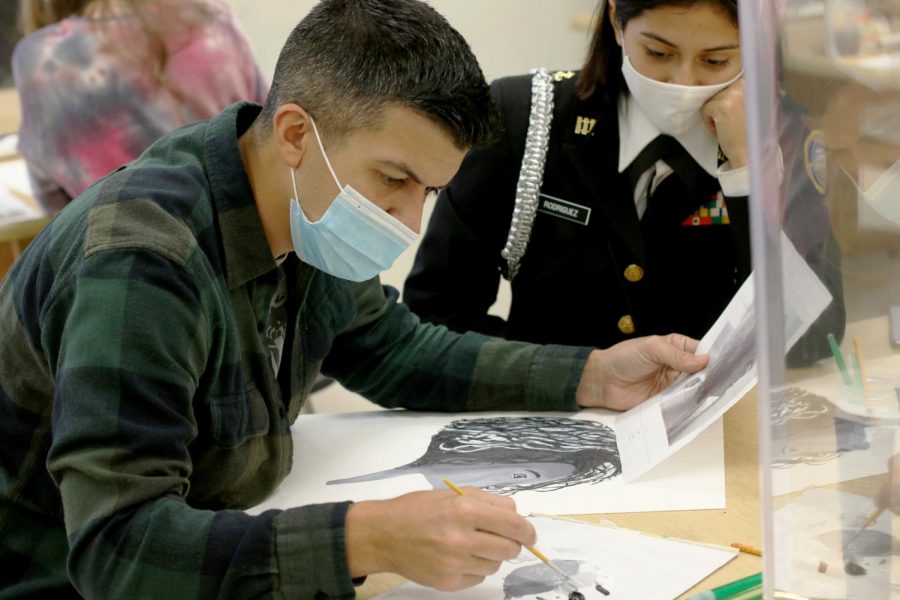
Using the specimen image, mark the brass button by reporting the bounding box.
[618,315,635,334]
[624,264,644,283]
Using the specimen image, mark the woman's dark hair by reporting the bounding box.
[577,0,739,100]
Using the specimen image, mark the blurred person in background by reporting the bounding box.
[0,2,20,87]
[14,0,267,212]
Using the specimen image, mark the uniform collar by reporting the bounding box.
[617,93,720,176]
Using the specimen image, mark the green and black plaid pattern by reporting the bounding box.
[0,103,590,599]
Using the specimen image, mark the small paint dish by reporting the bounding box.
[832,376,900,425]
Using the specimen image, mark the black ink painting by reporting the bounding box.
[660,312,757,446]
[327,416,621,494]
[770,387,872,468]
[502,559,609,599]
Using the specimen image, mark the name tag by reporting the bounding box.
[537,194,591,226]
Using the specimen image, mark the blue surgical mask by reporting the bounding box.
[289,118,418,281]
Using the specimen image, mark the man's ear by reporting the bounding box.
[272,103,313,169]
[609,0,624,47]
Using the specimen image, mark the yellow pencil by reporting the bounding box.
[730,542,762,556]
[442,479,582,593]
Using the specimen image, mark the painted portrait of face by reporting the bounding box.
[327,416,621,494]
[770,387,870,468]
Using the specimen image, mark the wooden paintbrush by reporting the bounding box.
[442,479,583,596]
[843,507,884,550]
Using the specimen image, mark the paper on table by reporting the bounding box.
[0,187,40,225]
[0,159,34,198]
[247,410,726,516]
[616,232,833,481]
[0,133,18,160]
[770,355,900,495]
[376,515,737,600]
[773,487,900,599]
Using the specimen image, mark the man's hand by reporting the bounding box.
[345,488,534,591]
[702,79,747,168]
[576,334,709,411]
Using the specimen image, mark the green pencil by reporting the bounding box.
[827,333,853,386]
[726,584,762,600]
[685,572,762,600]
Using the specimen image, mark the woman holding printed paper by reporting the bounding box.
[404,0,845,367]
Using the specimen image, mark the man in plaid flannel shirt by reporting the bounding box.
[0,1,707,598]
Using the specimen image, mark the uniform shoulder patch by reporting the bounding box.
[803,129,828,195]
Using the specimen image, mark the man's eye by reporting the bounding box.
[383,174,405,186]
[512,472,528,479]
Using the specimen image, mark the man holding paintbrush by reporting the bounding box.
[0,0,708,598]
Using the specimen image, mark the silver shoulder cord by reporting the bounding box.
[500,68,554,281]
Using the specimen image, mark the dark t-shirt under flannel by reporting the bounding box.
[0,102,590,599]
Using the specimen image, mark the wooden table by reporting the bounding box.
[356,392,763,599]
[0,88,20,134]
[357,316,898,598]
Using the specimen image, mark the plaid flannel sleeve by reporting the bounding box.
[40,245,357,599]
[323,279,591,412]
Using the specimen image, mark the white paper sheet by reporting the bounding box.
[376,515,737,600]
[773,488,900,599]
[771,357,900,495]
[247,410,725,516]
[0,159,34,198]
[616,232,833,481]
[0,186,40,225]
[0,134,18,160]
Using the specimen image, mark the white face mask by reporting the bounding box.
[621,55,743,136]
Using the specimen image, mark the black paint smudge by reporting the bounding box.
[503,559,582,599]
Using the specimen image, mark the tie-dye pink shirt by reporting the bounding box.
[13,0,268,212]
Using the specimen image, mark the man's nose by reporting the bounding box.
[390,201,423,234]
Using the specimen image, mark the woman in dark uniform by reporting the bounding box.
[404,0,844,366]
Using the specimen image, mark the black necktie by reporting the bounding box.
[624,135,678,199]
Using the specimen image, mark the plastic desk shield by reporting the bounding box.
[742,0,900,597]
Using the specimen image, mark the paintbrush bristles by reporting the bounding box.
[843,507,885,549]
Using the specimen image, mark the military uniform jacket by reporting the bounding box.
[405,71,845,364]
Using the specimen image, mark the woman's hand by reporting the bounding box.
[702,79,748,168]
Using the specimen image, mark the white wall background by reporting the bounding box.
[225,0,597,83]
[222,0,598,411]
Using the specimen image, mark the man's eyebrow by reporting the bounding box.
[378,160,422,184]
[639,32,740,52]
